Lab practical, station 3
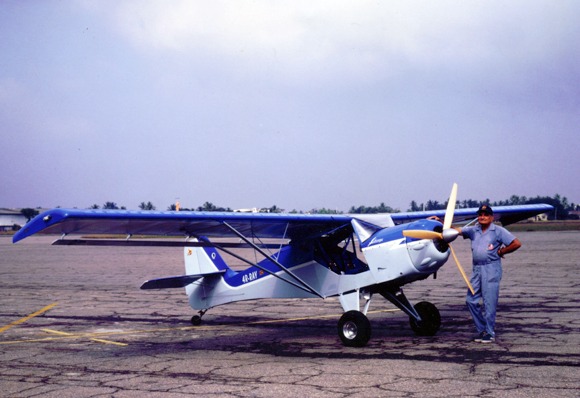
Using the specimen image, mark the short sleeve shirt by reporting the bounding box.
[461,224,516,265]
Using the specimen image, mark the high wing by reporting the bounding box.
[13,203,553,244]
[12,208,355,243]
[391,204,554,226]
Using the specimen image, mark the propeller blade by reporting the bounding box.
[443,182,458,230]
[403,230,443,240]
[449,244,475,295]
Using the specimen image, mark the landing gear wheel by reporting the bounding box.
[191,309,208,326]
[338,310,372,347]
[409,301,441,336]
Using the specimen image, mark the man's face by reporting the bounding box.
[477,212,494,226]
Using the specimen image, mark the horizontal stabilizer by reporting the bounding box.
[140,270,225,289]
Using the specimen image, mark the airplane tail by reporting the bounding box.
[184,238,231,275]
[140,238,232,290]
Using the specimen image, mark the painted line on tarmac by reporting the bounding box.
[0,308,400,345]
[41,328,128,347]
[0,302,58,333]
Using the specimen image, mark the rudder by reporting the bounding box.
[184,238,230,275]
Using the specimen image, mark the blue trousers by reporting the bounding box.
[466,262,503,336]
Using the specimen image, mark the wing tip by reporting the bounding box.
[12,209,70,243]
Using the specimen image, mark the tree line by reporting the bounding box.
[18,193,579,223]
[406,194,577,220]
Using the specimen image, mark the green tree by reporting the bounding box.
[409,200,421,212]
[311,208,343,214]
[349,203,398,214]
[196,202,232,212]
[139,201,156,211]
[21,208,39,222]
[425,200,444,210]
[103,202,125,210]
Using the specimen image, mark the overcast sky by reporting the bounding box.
[1,1,578,212]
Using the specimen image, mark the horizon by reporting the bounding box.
[4,191,575,214]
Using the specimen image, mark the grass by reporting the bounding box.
[507,220,580,232]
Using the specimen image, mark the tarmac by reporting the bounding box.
[1,231,579,397]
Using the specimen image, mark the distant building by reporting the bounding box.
[0,209,28,231]
[528,213,549,222]
[234,208,271,213]
[233,208,259,213]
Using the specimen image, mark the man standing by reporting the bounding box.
[456,205,521,343]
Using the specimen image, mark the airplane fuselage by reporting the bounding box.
[186,220,450,310]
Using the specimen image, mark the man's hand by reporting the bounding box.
[499,238,522,258]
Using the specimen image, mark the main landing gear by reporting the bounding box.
[337,287,441,347]
[338,310,372,347]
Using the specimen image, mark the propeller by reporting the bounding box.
[403,183,475,295]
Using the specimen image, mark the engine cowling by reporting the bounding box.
[360,220,450,285]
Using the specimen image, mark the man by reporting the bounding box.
[455,204,521,343]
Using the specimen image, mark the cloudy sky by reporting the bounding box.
[1,1,578,212]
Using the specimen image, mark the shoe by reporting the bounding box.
[472,331,485,342]
[480,333,495,343]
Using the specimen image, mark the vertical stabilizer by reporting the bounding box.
[184,238,229,275]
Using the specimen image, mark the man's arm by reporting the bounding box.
[427,216,465,236]
[498,238,522,258]
[426,216,465,235]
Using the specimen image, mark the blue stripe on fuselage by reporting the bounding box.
[361,219,442,248]
[222,245,310,288]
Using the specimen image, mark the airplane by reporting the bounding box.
[12,184,553,347]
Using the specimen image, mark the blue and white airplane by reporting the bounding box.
[13,184,552,346]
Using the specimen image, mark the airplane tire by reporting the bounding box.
[409,301,441,336]
[191,315,202,326]
[338,310,371,347]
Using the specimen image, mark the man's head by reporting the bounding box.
[477,204,494,227]
[477,204,493,216]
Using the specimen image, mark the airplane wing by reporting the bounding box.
[13,203,553,244]
[391,204,554,226]
[12,208,355,243]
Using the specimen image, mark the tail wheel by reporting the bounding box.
[338,310,372,347]
[191,309,207,326]
[409,301,441,336]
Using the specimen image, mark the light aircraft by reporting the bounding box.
[13,185,552,346]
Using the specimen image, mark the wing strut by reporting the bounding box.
[209,240,322,297]
[222,221,324,298]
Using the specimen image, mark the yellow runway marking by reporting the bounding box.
[0,303,58,333]
[89,338,128,346]
[41,328,128,346]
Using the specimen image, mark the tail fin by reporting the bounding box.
[141,238,230,291]
[185,238,230,275]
